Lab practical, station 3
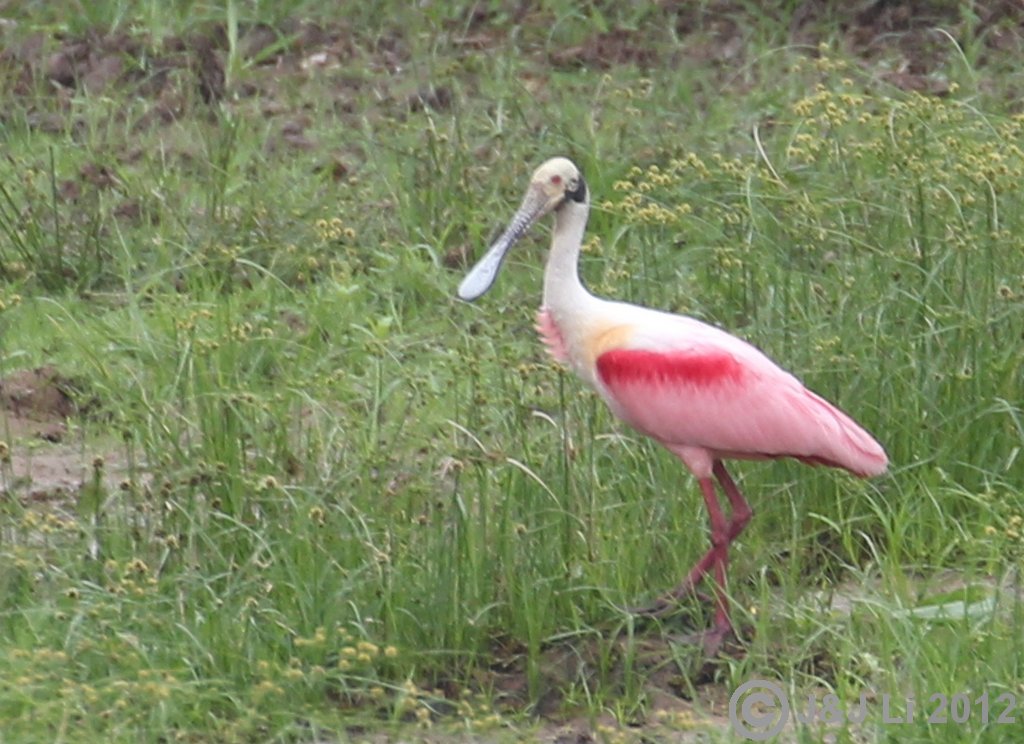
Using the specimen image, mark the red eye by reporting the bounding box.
[550,175,562,185]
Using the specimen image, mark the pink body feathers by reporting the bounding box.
[536,306,886,480]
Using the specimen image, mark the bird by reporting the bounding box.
[456,156,888,654]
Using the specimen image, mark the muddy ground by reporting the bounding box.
[1,1,1022,142]
[0,367,133,502]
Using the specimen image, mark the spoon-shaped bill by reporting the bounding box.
[457,233,516,301]
[456,188,547,302]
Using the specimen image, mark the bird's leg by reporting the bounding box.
[632,463,753,640]
[702,475,734,653]
[630,476,727,615]
[697,462,753,654]
[713,461,752,542]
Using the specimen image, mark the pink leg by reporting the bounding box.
[632,476,728,613]
[701,462,753,653]
[714,461,752,542]
[702,475,732,640]
[633,461,753,646]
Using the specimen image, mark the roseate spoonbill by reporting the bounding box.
[457,157,887,653]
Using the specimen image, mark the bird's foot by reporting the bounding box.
[673,623,739,657]
[626,584,711,617]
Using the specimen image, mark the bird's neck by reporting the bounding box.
[542,199,593,314]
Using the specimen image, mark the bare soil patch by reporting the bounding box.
[0,366,125,501]
[2,1,1020,141]
[0,365,78,442]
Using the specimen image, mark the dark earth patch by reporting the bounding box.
[0,367,122,502]
[2,1,1021,137]
[0,365,79,441]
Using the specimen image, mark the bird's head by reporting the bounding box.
[457,157,587,301]
[526,157,588,215]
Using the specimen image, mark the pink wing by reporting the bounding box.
[594,338,887,479]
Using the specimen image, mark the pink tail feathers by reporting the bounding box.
[802,389,888,478]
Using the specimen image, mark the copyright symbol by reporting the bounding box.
[729,679,790,741]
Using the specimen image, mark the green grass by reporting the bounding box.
[1,1,1023,741]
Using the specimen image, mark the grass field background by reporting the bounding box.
[1,1,1022,741]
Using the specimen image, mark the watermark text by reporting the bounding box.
[728,679,1018,741]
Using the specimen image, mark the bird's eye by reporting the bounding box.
[550,175,562,186]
